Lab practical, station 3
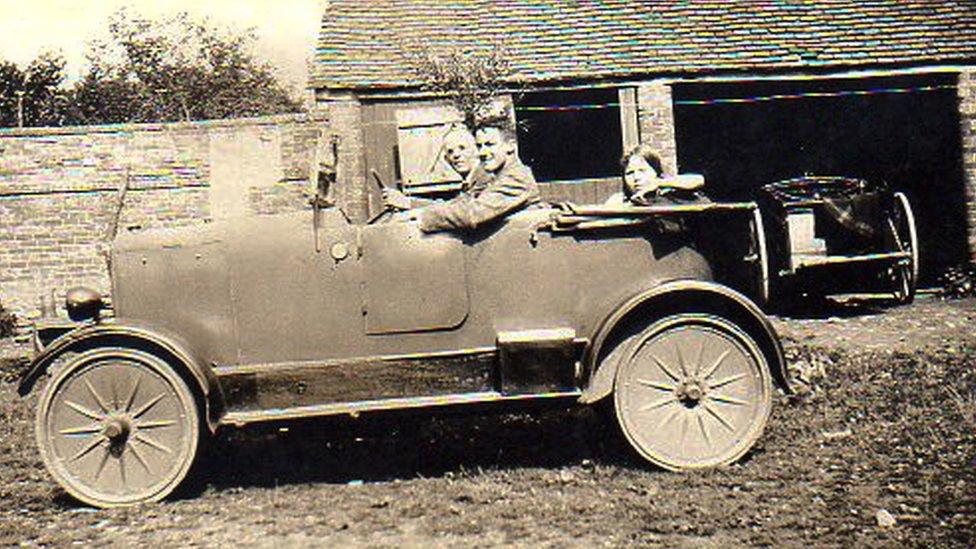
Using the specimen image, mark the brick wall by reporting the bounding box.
[959,70,976,261]
[0,113,328,317]
[325,95,369,222]
[637,81,678,176]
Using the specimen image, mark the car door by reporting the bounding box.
[360,220,469,335]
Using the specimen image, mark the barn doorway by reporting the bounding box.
[673,73,967,282]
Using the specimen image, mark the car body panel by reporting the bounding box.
[112,222,238,367]
[224,210,363,364]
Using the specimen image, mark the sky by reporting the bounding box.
[0,0,324,92]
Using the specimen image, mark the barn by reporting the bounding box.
[312,0,976,281]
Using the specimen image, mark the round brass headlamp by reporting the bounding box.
[65,287,104,322]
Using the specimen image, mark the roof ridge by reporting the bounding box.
[315,0,976,90]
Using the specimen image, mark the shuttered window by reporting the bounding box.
[394,106,466,196]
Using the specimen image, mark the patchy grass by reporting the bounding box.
[947,386,976,430]
[938,262,976,299]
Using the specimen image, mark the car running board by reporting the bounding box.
[219,390,583,427]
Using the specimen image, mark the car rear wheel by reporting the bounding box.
[888,192,918,304]
[613,314,772,470]
[36,348,200,508]
[749,206,771,308]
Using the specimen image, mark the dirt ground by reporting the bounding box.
[1,296,974,548]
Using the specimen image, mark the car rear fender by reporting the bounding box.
[580,280,790,404]
[17,320,223,432]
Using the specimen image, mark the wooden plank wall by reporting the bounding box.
[539,177,620,204]
[361,102,401,218]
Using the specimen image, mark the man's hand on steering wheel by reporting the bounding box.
[382,188,412,211]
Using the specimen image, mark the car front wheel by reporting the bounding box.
[613,314,772,470]
[36,348,201,508]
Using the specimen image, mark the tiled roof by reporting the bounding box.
[314,0,976,90]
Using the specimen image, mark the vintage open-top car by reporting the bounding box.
[18,186,789,508]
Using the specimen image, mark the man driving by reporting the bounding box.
[382,125,484,210]
[418,116,539,233]
[443,125,482,185]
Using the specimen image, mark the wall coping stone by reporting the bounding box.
[0,112,327,139]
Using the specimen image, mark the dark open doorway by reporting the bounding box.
[515,88,623,183]
[673,73,968,282]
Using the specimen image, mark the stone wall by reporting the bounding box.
[636,81,678,176]
[0,113,329,317]
[959,70,976,261]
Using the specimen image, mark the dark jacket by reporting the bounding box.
[419,160,540,232]
[631,186,710,206]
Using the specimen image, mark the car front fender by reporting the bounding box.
[17,320,223,432]
[580,280,790,405]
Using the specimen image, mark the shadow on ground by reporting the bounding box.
[197,404,633,492]
[770,294,898,320]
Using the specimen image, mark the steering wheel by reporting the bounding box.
[367,170,398,225]
[368,206,396,225]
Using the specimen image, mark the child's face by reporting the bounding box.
[624,155,661,195]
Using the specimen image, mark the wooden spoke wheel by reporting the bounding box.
[887,192,919,304]
[749,207,771,308]
[613,314,772,470]
[36,348,200,508]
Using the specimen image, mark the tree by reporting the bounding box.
[402,40,513,129]
[66,9,301,125]
[0,52,69,128]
